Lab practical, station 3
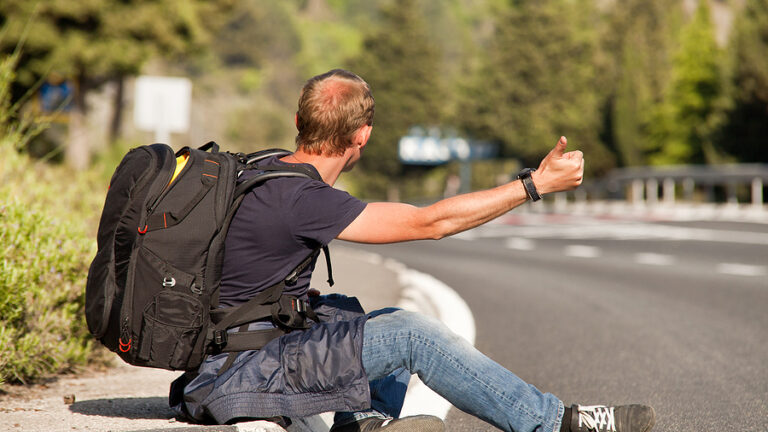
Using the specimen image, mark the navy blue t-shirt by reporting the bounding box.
[219,157,367,307]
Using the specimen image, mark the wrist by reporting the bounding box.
[530,171,547,196]
[517,168,542,201]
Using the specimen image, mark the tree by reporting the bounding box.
[601,0,681,167]
[462,0,615,175]
[717,0,768,163]
[647,0,725,165]
[346,0,446,198]
[0,0,232,169]
[215,1,300,70]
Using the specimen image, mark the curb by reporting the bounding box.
[127,422,285,432]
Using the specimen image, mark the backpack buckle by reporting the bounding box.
[285,271,299,286]
[213,329,227,347]
[291,298,308,313]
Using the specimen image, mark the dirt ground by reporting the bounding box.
[0,360,188,431]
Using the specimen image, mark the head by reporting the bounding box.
[295,69,374,157]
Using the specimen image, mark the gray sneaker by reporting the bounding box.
[570,404,656,432]
[329,415,445,432]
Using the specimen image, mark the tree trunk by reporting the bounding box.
[109,76,125,143]
[66,73,90,170]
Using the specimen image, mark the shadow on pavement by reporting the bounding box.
[69,396,175,420]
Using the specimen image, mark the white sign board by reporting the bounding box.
[134,76,192,144]
[399,136,470,164]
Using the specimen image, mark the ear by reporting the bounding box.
[357,125,372,149]
[295,113,299,129]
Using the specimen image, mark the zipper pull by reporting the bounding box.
[119,321,132,353]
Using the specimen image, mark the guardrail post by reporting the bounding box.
[683,178,695,201]
[554,191,567,212]
[646,178,659,206]
[705,185,716,202]
[631,179,644,205]
[663,178,675,205]
[753,177,764,208]
[726,183,739,204]
[575,188,587,203]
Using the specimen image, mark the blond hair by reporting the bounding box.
[295,69,374,156]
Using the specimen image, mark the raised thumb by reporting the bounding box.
[549,136,567,158]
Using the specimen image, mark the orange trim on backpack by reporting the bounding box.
[163,212,167,228]
[202,173,218,179]
[119,337,131,352]
[138,225,148,234]
[205,159,220,166]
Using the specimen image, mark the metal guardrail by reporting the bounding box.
[580,164,768,206]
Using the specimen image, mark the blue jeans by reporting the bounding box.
[333,309,413,426]
[362,309,564,432]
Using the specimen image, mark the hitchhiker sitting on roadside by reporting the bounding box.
[171,69,656,432]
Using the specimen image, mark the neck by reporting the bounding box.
[281,149,348,186]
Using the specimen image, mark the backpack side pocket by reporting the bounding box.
[137,290,204,369]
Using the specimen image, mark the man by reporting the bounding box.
[171,69,656,432]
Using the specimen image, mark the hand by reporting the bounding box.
[531,136,584,195]
[308,288,321,297]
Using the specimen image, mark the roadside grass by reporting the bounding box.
[0,45,111,387]
[0,157,108,386]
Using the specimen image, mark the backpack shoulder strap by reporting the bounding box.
[243,148,292,164]
[232,165,321,199]
[257,163,322,181]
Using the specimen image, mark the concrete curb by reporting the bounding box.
[126,422,284,432]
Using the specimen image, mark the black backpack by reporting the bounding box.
[85,142,330,371]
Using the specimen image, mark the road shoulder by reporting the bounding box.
[1,246,468,432]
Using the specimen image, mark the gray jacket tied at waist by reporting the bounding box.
[170,294,371,424]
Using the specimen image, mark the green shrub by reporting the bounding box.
[0,40,106,386]
[0,183,98,385]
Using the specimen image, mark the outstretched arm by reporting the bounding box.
[338,136,584,244]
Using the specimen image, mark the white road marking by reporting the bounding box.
[716,263,768,277]
[505,237,536,251]
[634,253,676,266]
[564,245,602,258]
[469,221,768,245]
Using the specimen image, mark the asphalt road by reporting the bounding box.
[349,214,768,432]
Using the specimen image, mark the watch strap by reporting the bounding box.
[518,168,541,202]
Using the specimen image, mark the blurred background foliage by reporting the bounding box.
[2,0,767,188]
[1,0,768,384]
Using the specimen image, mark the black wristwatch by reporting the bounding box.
[517,168,541,202]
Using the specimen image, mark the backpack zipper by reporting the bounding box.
[146,154,188,215]
[121,146,173,355]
